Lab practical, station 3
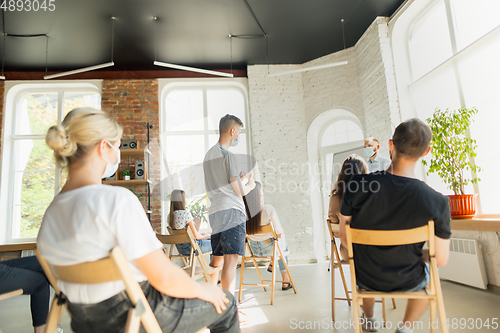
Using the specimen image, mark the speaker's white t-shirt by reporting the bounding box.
[37,184,162,304]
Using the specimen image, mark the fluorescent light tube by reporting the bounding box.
[268,60,348,77]
[44,62,115,80]
[154,61,234,78]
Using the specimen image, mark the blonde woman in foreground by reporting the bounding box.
[37,108,239,333]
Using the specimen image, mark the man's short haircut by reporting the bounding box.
[392,118,432,158]
[364,137,379,145]
[219,114,243,133]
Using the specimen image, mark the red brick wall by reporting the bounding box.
[101,79,162,230]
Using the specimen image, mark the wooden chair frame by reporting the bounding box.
[345,221,449,333]
[238,223,297,305]
[327,220,396,322]
[156,228,221,283]
[35,247,162,333]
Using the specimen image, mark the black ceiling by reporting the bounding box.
[0,0,404,72]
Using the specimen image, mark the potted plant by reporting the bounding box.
[422,107,481,217]
[122,169,132,181]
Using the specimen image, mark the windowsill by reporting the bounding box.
[450,215,500,232]
[0,242,36,252]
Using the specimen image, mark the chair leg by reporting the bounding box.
[238,258,246,303]
[331,259,335,321]
[430,299,437,333]
[381,298,387,327]
[251,258,267,292]
[338,264,351,306]
[124,308,141,333]
[392,297,397,309]
[352,296,361,333]
[46,298,64,333]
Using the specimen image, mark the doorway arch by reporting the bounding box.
[307,109,364,260]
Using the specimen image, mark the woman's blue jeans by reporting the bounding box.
[177,239,212,260]
[248,238,288,273]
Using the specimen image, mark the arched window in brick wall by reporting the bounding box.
[0,83,101,242]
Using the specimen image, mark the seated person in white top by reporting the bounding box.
[243,182,292,291]
[37,108,239,333]
[364,137,391,172]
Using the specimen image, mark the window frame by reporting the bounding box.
[0,81,102,244]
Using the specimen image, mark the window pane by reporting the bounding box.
[207,89,245,130]
[165,135,205,168]
[409,0,453,79]
[63,92,101,117]
[12,204,50,239]
[165,90,204,131]
[12,170,55,205]
[321,120,363,147]
[16,93,58,135]
[14,139,54,174]
[460,36,500,214]
[452,0,500,51]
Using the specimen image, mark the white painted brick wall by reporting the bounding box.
[247,17,401,262]
[355,17,402,157]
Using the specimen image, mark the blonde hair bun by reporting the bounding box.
[46,124,77,157]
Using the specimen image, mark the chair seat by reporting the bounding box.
[358,288,432,299]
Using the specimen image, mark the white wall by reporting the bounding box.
[247,17,400,263]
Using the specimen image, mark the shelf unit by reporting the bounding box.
[102,123,153,220]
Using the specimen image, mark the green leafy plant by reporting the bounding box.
[129,189,144,200]
[422,107,481,195]
[187,194,209,224]
[122,169,131,177]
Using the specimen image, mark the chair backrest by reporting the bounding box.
[345,220,435,259]
[156,232,191,245]
[35,247,162,333]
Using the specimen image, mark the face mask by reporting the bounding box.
[364,146,376,158]
[230,132,240,147]
[101,141,120,179]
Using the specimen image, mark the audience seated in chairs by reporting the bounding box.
[37,107,239,333]
[328,154,368,261]
[339,119,451,333]
[168,189,212,257]
[0,256,51,333]
[243,181,293,291]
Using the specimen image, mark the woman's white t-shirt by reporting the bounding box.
[247,204,287,250]
[172,210,194,229]
[37,184,162,304]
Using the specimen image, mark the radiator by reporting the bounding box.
[439,238,488,289]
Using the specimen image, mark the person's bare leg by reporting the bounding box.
[210,256,224,285]
[34,324,46,333]
[361,298,376,318]
[220,254,239,295]
[281,272,290,286]
[400,299,429,329]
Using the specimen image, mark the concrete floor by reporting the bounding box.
[1,262,499,332]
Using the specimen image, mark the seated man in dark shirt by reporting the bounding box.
[339,118,451,333]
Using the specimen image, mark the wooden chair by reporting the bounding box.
[238,223,297,305]
[156,228,221,283]
[345,221,449,333]
[35,247,162,333]
[0,289,23,333]
[327,220,396,322]
[164,227,193,267]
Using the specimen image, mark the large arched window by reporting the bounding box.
[0,83,101,242]
[392,0,500,214]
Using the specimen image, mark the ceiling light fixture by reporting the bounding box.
[44,17,116,80]
[153,17,233,78]
[268,18,348,77]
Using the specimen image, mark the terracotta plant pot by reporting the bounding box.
[447,194,477,217]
